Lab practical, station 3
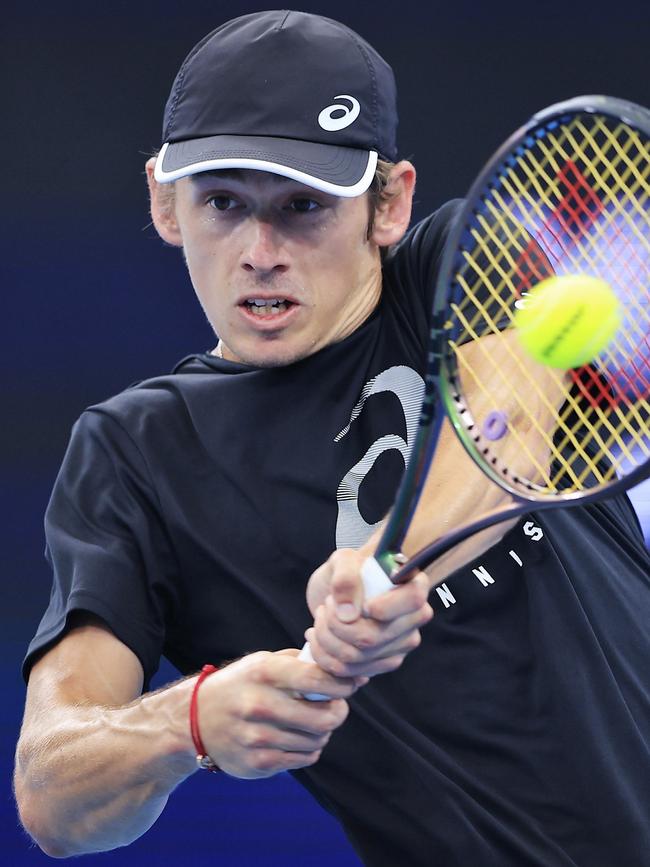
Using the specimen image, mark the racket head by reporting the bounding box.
[434,95,650,505]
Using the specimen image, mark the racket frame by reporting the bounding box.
[299,95,650,696]
[375,95,650,583]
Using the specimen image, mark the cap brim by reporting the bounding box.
[154,136,378,197]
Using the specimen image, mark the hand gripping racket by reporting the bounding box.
[300,95,650,698]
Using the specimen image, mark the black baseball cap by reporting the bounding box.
[154,10,398,197]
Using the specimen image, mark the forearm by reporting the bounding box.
[16,643,357,857]
[307,471,514,620]
[398,416,519,585]
[374,333,565,587]
[15,677,196,857]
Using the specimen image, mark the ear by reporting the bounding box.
[369,160,416,247]
[145,157,183,247]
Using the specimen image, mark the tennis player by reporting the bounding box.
[15,11,650,866]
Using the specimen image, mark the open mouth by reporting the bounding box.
[243,298,295,316]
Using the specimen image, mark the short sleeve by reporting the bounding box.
[23,409,181,689]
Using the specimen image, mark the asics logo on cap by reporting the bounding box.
[318,96,361,131]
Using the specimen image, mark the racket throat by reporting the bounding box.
[375,551,409,581]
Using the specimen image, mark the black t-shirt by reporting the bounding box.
[25,201,650,866]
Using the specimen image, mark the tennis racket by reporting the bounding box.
[300,95,650,696]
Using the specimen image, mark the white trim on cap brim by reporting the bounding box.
[153,142,379,198]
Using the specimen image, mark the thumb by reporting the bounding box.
[329,553,365,623]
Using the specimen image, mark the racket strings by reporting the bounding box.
[453,259,630,489]
[464,121,649,317]
[458,173,635,482]
[446,110,650,496]
[449,295,605,489]
[544,122,650,326]
[573,120,649,213]
[448,330,577,489]
[476,193,648,450]
[535,122,650,448]
[456,119,649,320]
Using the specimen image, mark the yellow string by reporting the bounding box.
[448,110,650,496]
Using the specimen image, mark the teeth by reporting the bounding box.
[245,299,290,316]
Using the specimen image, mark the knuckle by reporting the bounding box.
[409,583,428,607]
[377,655,405,674]
[327,658,350,677]
[249,699,275,721]
[331,547,356,565]
[406,630,422,651]
[301,750,323,768]
[352,630,376,650]
[317,654,349,677]
[242,726,269,749]
[252,750,280,772]
[308,719,330,737]
[329,549,350,571]
[248,662,272,686]
[311,725,334,744]
[332,578,358,600]
[332,701,350,726]
[337,643,361,664]
[365,598,386,621]
[330,552,362,582]
[240,697,269,720]
[323,712,343,732]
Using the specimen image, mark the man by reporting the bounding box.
[14,11,650,866]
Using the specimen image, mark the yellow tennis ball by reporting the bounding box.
[514,274,621,368]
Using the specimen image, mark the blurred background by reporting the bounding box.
[3,1,649,864]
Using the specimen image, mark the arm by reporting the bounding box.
[15,615,359,857]
[305,331,567,677]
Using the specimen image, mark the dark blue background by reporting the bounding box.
[4,1,650,863]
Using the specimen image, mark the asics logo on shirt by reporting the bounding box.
[334,366,425,549]
[318,96,361,131]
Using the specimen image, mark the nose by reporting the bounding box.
[240,218,289,276]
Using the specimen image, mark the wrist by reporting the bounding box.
[189,665,221,773]
[134,675,202,772]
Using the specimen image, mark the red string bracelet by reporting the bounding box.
[189,664,220,772]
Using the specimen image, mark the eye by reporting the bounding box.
[287,197,321,213]
[207,195,238,211]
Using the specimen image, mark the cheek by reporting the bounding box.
[312,255,372,320]
[182,236,225,298]
[314,217,369,275]
[330,224,373,275]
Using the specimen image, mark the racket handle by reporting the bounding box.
[298,557,395,700]
[359,556,397,597]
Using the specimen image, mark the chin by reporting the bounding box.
[230,339,316,369]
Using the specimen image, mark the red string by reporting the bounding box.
[189,664,220,772]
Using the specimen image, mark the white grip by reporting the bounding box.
[359,556,397,598]
[299,557,395,700]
